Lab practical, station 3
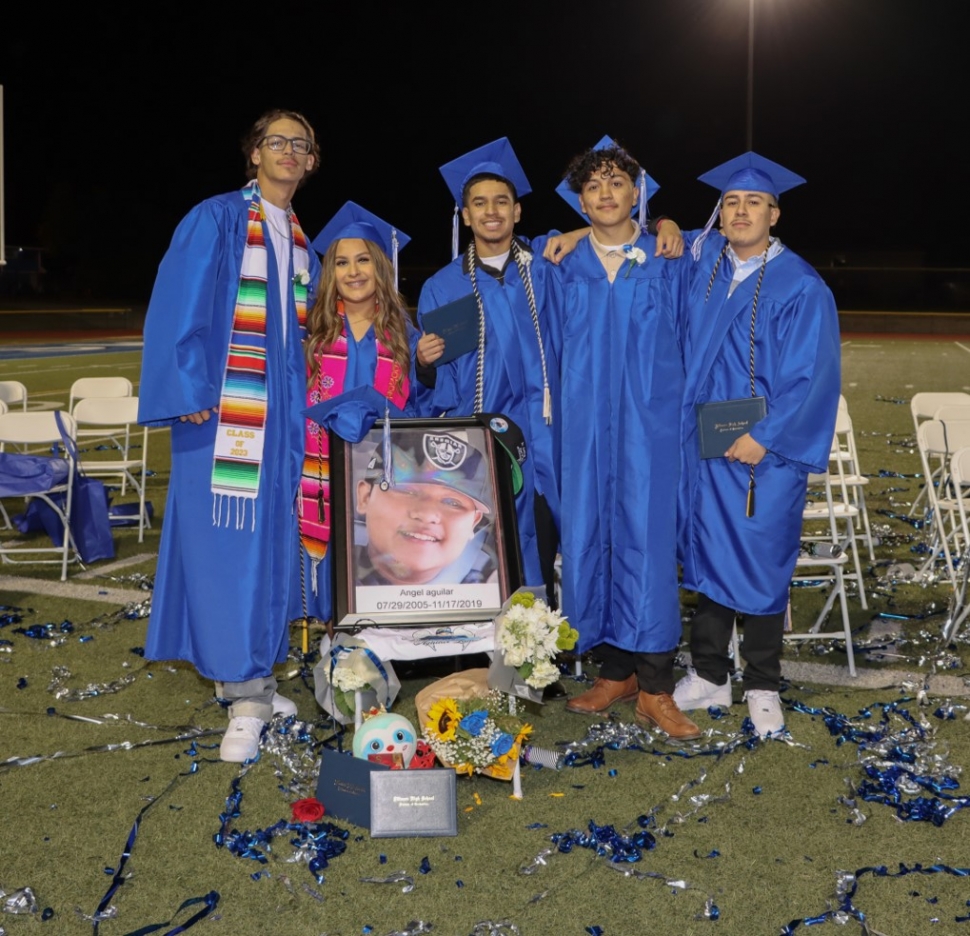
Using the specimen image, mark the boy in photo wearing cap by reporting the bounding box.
[138,110,320,762]
[300,202,418,622]
[673,153,841,737]
[354,429,497,586]
[415,139,563,604]
[552,138,700,742]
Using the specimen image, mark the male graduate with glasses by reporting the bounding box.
[673,153,841,738]
[138,110,321,762]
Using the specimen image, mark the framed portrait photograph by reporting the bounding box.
[330,417,523,629]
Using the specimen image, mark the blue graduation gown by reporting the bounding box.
[678,233,841,615]
[415,240,562,589]
[302,323,420,622]
[553,236,688,654]
[139,190,320,683]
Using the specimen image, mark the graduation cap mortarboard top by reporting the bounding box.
[439,138,532,260]
[362,428,493,514]
[302,385,406,443]
[311,201,411,288]
[555,135,658,232]
[691,151,806,260]
[303,386,407,492]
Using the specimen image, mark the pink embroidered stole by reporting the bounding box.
[299,329,409,563]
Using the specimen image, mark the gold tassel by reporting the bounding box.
[746,468,756,518]
[543,386,552,424]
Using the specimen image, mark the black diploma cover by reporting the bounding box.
[696,396,767,459]
[422,293,479,365]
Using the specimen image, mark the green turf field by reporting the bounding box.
[2,337,970,935]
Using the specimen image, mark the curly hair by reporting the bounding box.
[241,109,320,188]
[563,143,641,193]
[305,239,412,396]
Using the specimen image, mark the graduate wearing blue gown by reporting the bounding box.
[299,203,418,624]
[673,153,841,737]
[138,111,321,761]
[551,138,700,742]
[416,139,562,596]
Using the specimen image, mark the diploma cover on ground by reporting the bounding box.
[696,397,767,459]
[316,746,458,836]
[421,293,479,365]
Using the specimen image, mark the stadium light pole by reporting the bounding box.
[746,0,755,150]
[0,85,5,267]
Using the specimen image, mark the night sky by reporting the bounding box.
[2,2,966,306]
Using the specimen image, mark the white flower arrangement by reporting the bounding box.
[495,591,578,689]
[293,268,311,286]
[622,244,647,278]
[320,638,390,718]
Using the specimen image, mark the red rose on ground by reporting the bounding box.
[291,797,325,823]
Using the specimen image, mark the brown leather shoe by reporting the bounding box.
[566,675,638,715]
[635,691,702,741]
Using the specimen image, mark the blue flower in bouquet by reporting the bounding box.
[491,732,515,758]
[459,709,489,736]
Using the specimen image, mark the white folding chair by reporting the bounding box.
[915,419,970,588]
[68,377,133,412]
[908,392,970,516]
[789,470,859,676]
[0,411,80,580]
[940,447,970,644]
[802,461,868,611]
[0,381,28,412]
[830,397,875,560]
[72,397,150,542]
[69,377,134,491]
[0,401,9,529]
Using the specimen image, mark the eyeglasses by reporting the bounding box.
[258,135,313,155]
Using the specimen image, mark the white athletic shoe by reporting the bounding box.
[673,668,732,711]
[745,690,785,737]
[272,692,297,718]
[220,716,265,762]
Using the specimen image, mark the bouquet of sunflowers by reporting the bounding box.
[495,590,579,690]
[422,687,532,782]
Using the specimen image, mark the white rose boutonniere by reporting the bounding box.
[622,245,647,278]
[293,269,311,286]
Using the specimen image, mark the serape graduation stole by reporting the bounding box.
[299,321,409,580]
[211,181,311,529]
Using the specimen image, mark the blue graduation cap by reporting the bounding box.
[439,137,532,207]
[697,151,806,199]
[691,152,806,260]
[439,138,531,259]
[304,386,407,493]
[311,202,410,288]
[555,135,657,230]
[302,385,406,443]
[312,201,411,259]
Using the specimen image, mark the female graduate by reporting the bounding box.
[298,202,418,622]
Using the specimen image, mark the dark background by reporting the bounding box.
[1,1,966,310]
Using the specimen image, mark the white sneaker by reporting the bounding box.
[673,668,732,711]
[745,690,784,737]
[220,716,265,762]
[272,692,297,718]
